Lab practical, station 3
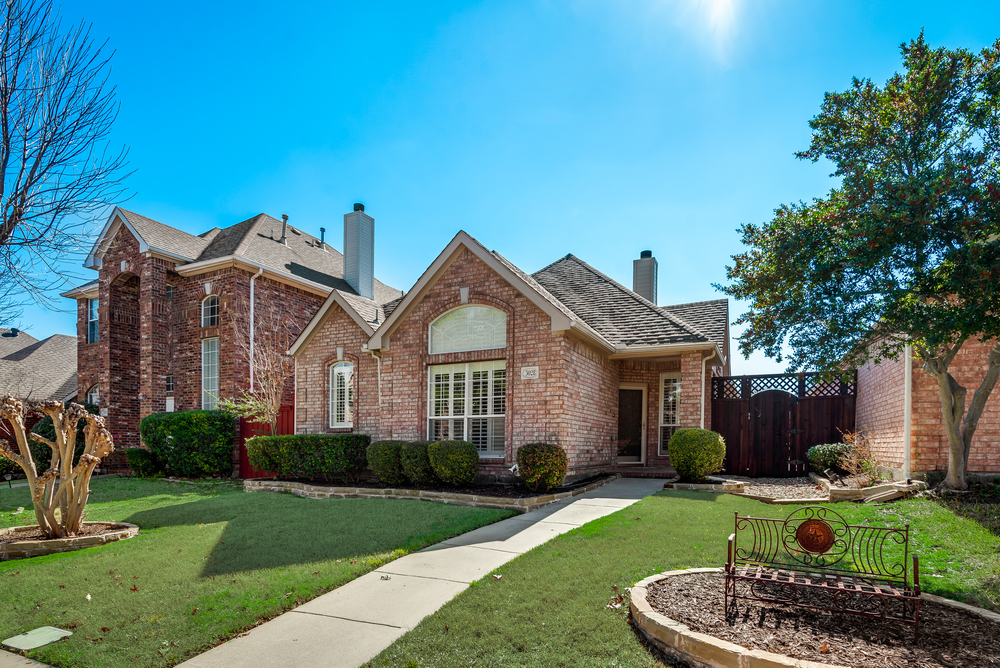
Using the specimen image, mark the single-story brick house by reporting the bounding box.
[289,212,731,481]
[857,341,1000,479]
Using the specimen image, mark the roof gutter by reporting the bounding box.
[609,341,722,359]
[175,255,334,297]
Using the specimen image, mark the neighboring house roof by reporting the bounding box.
[73,208,403,304]
[532,255,721,347]
[0,330,77,402]
[661,299,729,350]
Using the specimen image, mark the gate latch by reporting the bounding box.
[787,428,805,435]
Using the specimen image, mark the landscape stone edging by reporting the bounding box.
[630,567,853,668]
[631,568,1000,668]
[663,476,744,493]
[0,522,139,561]
[808,472,927,502]
[242,474,621,512]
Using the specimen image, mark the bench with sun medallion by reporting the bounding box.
[724,505,922,638]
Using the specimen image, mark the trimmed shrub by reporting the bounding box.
[246,434,370,481]
[367,440,408,486]
[428,440,479,486]
[806,442,852,473]
[29,403,100,471]
[668,428,725,483]
[516,443,568,492]
[400,441,440,487]
[125,448,162,477]
[139,411,236,478]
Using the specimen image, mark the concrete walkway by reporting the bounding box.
[177,477,666,668]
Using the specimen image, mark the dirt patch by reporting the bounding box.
[0,522,126,544]
[646,571,999,667]
[273,474,611,499]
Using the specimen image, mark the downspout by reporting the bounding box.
[700,348,718,429]
[368,350,382,406]
[903,343,912,479]
[248,266,264,390]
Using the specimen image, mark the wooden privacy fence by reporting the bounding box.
[238,404,294,479]
[711,372,857,478]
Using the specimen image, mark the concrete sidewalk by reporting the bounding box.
[177,477,666,668]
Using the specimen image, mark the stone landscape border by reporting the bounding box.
[0,522,139,560]
[809,473,927,502]
[244,474,620,512]
[662,476,744,493]
[630,567,1000,668]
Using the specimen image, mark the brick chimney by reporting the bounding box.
[633,250,657,304]
[343,203,374,299]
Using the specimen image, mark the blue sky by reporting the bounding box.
[17,0,1000,374]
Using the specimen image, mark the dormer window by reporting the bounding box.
[201,295,219,327]
[429,306,507,354]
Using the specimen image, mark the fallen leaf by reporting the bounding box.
[192,608,198,615]
[130,585,138,592]
[312,571,319,575]
[820,642,830,653]
[493,574,502,580]
[59,585,65,589]
[101,627,110,633]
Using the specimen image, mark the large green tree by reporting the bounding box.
[721,33,1000,490]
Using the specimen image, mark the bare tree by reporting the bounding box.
[0,0,129,321]
[217,296,298,436]
[0,395,114,537]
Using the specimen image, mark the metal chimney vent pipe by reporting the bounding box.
[354,203,364,212]
[280,214,288,245]
[319,227,326,248]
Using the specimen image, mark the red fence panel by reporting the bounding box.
[238,404,294,479]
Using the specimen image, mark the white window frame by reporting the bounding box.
[428,305,507,355]
[85,385,99,405]
[329,362,354,429]
[658,372,681,456]
[202,337,219,410]
[427,360,506,457]
[165,374,174,393]
[87,298,99,343]
[201,295,219,327]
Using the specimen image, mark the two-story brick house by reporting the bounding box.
[62,205,402,453]
[289,221,731,482]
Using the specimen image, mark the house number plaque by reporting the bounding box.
[520,366,540,380]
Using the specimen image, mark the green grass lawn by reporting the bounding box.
[364,491,1000,668]
[0,478,513,667]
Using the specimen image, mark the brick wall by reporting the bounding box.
[856,354,907,470]
[73,224,325,461]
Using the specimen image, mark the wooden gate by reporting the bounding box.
[238,404,294,479]
[711,372,857,478]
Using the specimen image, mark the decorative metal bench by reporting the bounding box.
[724,506,921,638]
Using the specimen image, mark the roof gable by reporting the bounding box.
[85,207,211,269]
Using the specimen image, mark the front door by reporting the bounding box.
[617,386,646,463]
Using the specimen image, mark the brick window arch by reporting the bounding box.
[428,305,506,354]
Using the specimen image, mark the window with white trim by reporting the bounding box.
[428,360,506,456]
[202,338,219,409]
[329,362,354,428]
[201,295,219,327]
[87,298,99,343]
[659,372,681,456]
[86,385,99,405]
[429,306,506,354]
[165,374,174,393]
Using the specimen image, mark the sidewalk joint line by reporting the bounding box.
[290,610,404,630]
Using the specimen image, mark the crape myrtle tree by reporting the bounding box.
[0,396,114,537]
[720,33,1000,490]
[0,0,129,322]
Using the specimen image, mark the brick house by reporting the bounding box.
[61,206,403,453]
[289,216,731,482]
[857,341,1000,479]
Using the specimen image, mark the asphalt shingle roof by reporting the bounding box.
[531,254,725,347]
[0,330,77,401]
[118,208,210,260]
[661,299,729,350]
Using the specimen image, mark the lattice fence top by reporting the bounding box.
[712,372,857,400]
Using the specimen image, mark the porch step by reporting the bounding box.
[611,466,676,479]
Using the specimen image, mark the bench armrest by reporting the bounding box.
[912,554,920,595]
[726,533,735,572]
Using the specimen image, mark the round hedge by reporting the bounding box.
[367,440,408,486]
[806,442,852,472]
[427,440,479,486]
[516,443,567,492]
[400,441,440,487]
[668,428,725,483]
[125,448,162,477]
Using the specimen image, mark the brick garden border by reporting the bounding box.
[243,474,621,512]
[0,522,139,561]
[630,567,1000,668]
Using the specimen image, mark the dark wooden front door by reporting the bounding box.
[618,388,644,461]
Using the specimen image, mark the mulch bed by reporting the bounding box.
[1,522,123,544]
[646,571,1000,667]
[272,474,611,500]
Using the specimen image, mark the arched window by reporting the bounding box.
[429,306,507,354]
[201,295,219,327]
[329,362,354,428]
[85,385,99,406]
